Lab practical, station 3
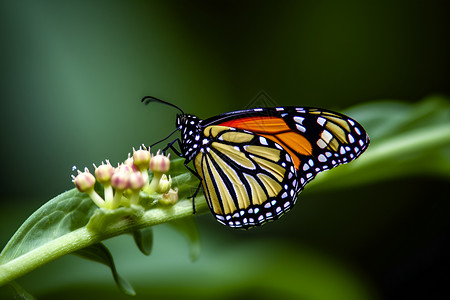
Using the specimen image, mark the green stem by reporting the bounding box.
[0,196,208,286]
[354,123,450,168]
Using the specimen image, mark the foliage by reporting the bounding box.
[0,96,449,299]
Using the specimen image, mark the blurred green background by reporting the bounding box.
[1,0,449,299]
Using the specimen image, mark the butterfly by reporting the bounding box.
[142,96,370,229]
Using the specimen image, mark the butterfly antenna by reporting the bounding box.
[149,127,180,148]
[141,96,185,115]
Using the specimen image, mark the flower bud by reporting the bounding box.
[156,174,172,193]
[133,146,151,170]
[128,171,145,190]
[149,152,170,173]
[94,161,115,184]
[111,169,129,190]
[73,168,105,208]
[74,169,96,192]
[160,188,178,205]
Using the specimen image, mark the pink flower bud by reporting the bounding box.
[74,169,96,192]
[133,147,151,170]
[111,170,129,190]
[94,162,115,184]
[149,152,170,173]
[128,171,145,190]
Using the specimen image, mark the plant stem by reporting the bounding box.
[354,123,450,168]
[0,196,207,286]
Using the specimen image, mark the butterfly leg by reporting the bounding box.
[182,161,203,214]
[162,138,183,157]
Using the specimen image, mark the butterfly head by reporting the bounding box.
[176,114,203,161]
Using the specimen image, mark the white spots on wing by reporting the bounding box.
[359,139,365,147]
[303,163,309,171]
[355,127,361,135]
[348,133,355,143]
[254,108,263,112]
[317,117,326,126]
[294,116,305,124]
[276,107,284,111]
[321,130,333,143]
[318,154,327,162]
[259,136,268,146]
[296,124,306,132]
[348,119,355,126]
[317,139,327,149]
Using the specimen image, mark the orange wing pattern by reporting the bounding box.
[220,116,312,170]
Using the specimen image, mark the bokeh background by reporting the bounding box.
[1,0,449,299]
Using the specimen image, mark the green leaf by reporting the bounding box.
[73,243,135,296]
[4,281,36,300]
[0,189,97,264]
[132,228,153,256]
[86,205,145,232]
[344,95,450,141]
[168,217,201,262]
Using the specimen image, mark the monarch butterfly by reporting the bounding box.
[143,96,370,229]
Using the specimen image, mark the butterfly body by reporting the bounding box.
[142,97,369,229]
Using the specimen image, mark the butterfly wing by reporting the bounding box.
[204,107,370,183]
[193,126,299,228]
